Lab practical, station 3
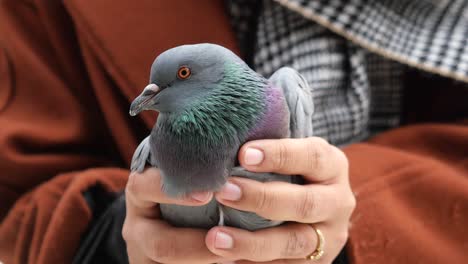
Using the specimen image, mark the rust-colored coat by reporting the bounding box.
[0,1,466,263]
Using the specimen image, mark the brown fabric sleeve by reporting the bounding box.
[344,122,468,263]
[0,169,128,264]
[0,2,126,263]
[0,0,123,215]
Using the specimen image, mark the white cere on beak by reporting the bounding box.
[145,83,160,93]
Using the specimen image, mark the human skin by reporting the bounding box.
[123,137,356,264]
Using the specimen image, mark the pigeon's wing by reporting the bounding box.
[269,67,314,138]
[130,136,153,173]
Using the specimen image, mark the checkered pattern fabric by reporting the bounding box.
[226,0,467,146]
[275,0,468,83]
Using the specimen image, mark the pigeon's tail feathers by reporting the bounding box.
[130,136,153,173]
[269,67,314,138]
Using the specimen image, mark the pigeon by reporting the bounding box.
[129,43,314,231]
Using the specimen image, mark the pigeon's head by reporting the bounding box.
[129,43,245,115]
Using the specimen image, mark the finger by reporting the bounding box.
[205,222,318,262]
[125,168,213,208]
[216,178,352,223]
[125,191,161,219]
[237,259,309,264]
[127,254,157,264]
[127,217,226,264]
[238,137,348,183]
[126,245,157,264]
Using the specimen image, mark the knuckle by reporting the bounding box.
[333,147,349,173]
[296,189,318,221]
[283,227,314,257]
[149,236,176,261]
[307,138,329,172]
[254,184,275,214]
[121,220,132,242]
[339,190,357,218]
[273,141,289,171]
[336,229,350,248]
[254,185,267,212]
[347,192,357,213]
[125,173,139,198]
[249,237,270,258]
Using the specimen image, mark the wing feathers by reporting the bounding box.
[269,67,314,138]
[130,136,152,173]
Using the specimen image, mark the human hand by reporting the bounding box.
[123,168,228,264]
[206,137,355,264]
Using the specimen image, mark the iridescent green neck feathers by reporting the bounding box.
[161,62,267,144]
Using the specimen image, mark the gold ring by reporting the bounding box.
[306,226,325,261]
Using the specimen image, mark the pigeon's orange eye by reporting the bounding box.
[177,66,191,79]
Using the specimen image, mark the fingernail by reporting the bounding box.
[244,148,264,165]
[190,192,212,202]
[215,231,234,249]
[218,182,242,201]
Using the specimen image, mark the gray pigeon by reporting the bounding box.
[129,43,314,231]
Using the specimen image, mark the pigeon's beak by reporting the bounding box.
[129,84,161,116]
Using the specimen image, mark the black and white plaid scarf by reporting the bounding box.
[227,0,468,146]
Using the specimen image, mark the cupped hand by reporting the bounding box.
[123,168,228,264]
[206,137,356,264]
[123,137,354,264]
